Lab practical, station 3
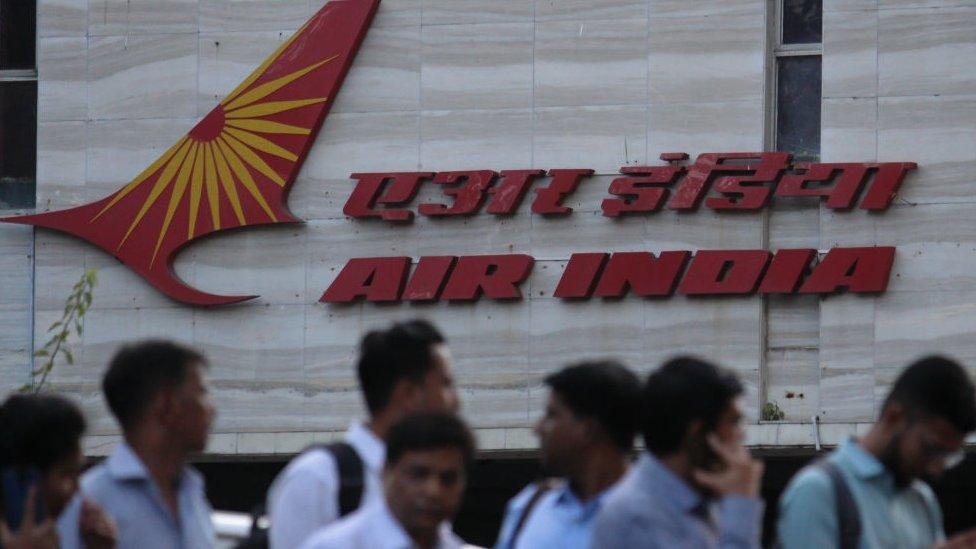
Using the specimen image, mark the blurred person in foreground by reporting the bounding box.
[591,356,765,549]
[298,411,475,549]
[267,320,460,548]
[777,356,976,549]
[57,340,217,548]
[0,394,115,549]
[494,361,640,549]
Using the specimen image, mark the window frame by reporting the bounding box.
[0,0,39,212]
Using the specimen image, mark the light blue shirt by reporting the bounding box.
[298,498,464,549]
[777,438,945,549]
[58,443,215,549]
[591,452,763,549]
[495,479,618,549]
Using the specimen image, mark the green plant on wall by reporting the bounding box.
[23,269,98,393]
[762,400,786,421]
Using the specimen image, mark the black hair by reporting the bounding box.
[882,355,976,433]
[641,356,743,456]
[385,412,475,470]
[0,394,86,472]
[544,360,641,451]
[357,320,446,414]
[102,340,206,430]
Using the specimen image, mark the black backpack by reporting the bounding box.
[234,442,365,549]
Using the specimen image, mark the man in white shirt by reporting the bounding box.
[267,320,460,548]
[299,411,474,549]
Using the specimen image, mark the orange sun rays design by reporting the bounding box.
[91,54,339,267]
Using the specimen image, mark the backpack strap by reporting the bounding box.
[319,442,365,518]
[507,479,559,548]
[818,460,861,549]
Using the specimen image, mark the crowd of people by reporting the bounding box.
[2,319,976,549]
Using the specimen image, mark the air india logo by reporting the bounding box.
[2,0,380,305]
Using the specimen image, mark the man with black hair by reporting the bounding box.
[298,412,474,549]
[778,355,976,549]
[494,361,640,549]
[268,319,459,548]
[0,394,115,549]
[592,356,765,548]
[57,340,217,549]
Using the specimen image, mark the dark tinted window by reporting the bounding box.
[0,1,36,70]
[0,81,36,208]
[783,0,821,45]
[776,56,821,161]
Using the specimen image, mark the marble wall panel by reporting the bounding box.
[645,209,764,251]
[421,0,532,25]
[303,111,420,179]
[88,33,197,121]
[529,211,645,259]
[766,348,820,421]
[820,366,876,421]
[0,223,34,309]
[527,259,566,300]
[874,290,976,371]
[534,18,648,108]
[820,294,876,371]
[535,0,646,21]
[183,225,308,305]
[198,31,292,116]
[826,0,878,10]
[768,295,820,349]
[330,26,422,114]
[421,23,533,111]
[534,106,647,173]
[648,0,763,17]
[37,121,87,211]
[878,0,976,7]
[877,95,976,205]
[642,296,762,375]
[769,200,821,249]
[303,304,361,382]
[822,97,878,161]
[33,230,86,312]
[823,10,878,99]
[419,109,533,171]
[288,175,353,222]
[39,0,88,37]
[199,0,308,32]
[86,118,197,198]
[648,14,765,104]
[38,37,88,122]
[87,0,197,36]
[416,215,531,257]
[879,7,976,97]
[647,101,764,159]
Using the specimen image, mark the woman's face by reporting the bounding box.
[41,445,84,518]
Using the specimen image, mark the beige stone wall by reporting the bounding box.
[1,0,973,455]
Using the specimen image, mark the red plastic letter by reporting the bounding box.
[594,251,690,298]
[554,253,609,299]
[320,257,410,303]
[776,163,870,209]
[344,172,433,222]
[759,249,816,294]
[440,255,535,301]
[679,250,771,295]
[402,256,456,302]
[486,170,546,215]
[858,163,917,210]
[418,170,498,217]
[601,165,685,217]
[799,247,895,294]
[703,152,791,210]
[531,169,594,215]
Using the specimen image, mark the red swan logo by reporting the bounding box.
[2,0,381,305]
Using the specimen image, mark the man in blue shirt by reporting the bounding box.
[495,361,640,549]
[58,340,217,549]
[777,356,976,549]
[592,356,765,549]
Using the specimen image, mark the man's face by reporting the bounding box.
[164,363,216,453]
[885,414,965,486]
[688,398,745,473]
[41,445,84,518]
[411,344,459,414]
[534,391,587,475]
[383,447,467,536]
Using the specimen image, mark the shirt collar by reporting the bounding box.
[837,438,887,479]
[364,499,462,549]
[552,479,618,516]
[637,452,703,513]
[106,442,151,481]
[346,421,386,473]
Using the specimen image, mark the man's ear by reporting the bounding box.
[390,379,421,412]
[153,387,179,425]
[681,419,706,447]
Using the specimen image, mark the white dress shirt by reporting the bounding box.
[298,498,465,549]
[267,422,385,549]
